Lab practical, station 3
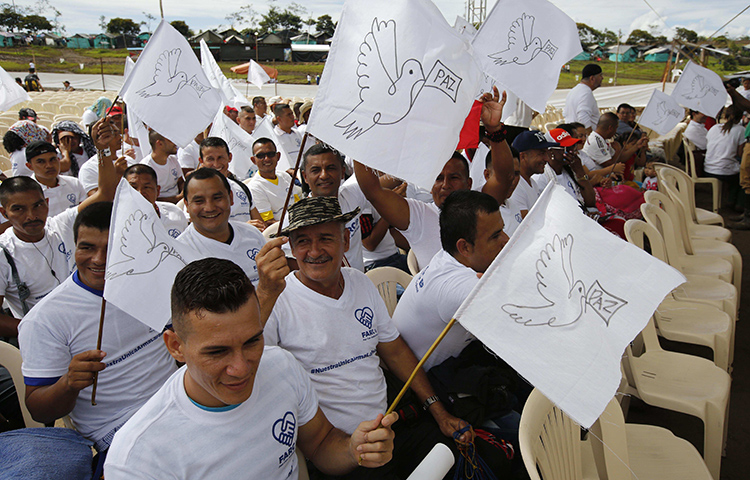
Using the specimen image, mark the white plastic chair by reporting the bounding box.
[623,316,730,480]
[682,138,721,213]
[365,266,412,317]
[40,102,60,114]
[58,104,81,115]
[625,220,734,371]
[406,249,419,276]
[0,341,44,428]
[655,163,723,226]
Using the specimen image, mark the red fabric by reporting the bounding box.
[595,184,644,219]
[601,217,626,239]
[456,101,483,151]
[704,117,717,130]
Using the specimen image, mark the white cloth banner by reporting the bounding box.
[671,61,728,118]
[0,65,30,112]
[247,60,271,89]
[253,115,293,170]
[453,16,477,40]
[124,57,152,159]
[120,20,221,148]
[307,0,481,191]
[472,0,582,113]
[209,107,259,180]
[201,39,250,108]
[454,184,685,428]
[104,179,200,331]
[639,89,686,136]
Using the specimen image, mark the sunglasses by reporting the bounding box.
[254,151,277,159]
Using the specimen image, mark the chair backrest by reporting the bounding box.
[623,218,670,264]
[648,177,698,255]
[262,224,279,241]
[0,341,44,428]
[683,137,698,178]
[406,249,419,276]
[365,266,412,317]
[642,191,691,259]
[656,162,701,224]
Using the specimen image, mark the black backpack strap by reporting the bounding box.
[1,246,30,316]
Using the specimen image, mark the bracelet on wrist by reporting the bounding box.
[484,123,508,143]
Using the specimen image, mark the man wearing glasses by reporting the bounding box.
[247,137,303,228]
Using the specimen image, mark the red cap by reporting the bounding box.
[107,105,123,117]
[225,106,238,113]
[548,128,580,147]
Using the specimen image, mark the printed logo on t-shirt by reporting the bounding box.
[168,228,181,238]
[515,213,522,224]
[236,190,249,205]
[273,411,297,468]
[171,168,179,179]
[414,266,429,293]
[67,193,77,204]
[355,306,378,340]
[57,241,71,263]
[345,218,359,237]
[247,248,259,261]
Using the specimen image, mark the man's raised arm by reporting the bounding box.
[354,161,411,231]
[480,87,515,205]
[77,117,123,212]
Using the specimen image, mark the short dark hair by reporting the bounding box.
[148,130,166,149]
[252,137,276,152]
[3,130,25,154]
[440,190,500,255]
[252,96,266,106]
[617,103,634,113]
[74,201,112,243]
[199,137,230,158]
[0,176,44,207]
[302,143,345,172]
[273,104,291,117]
[239,105,254,114]
[171,258,256,337]
[597,112,619,129]
[486,147,519,168]
[450,151,470,178]
[184,167,231,200]
[124,163,158,183]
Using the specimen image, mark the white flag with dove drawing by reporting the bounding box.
[0,65,30,112]
[200,39,250,108]
[307,0,481,191]
[124,57,152,159]
[120,20,221,148]
[247,60,271,89]
[472,0,582,113]
[639,89,685,136]
[209,106,259,180]
[671,61,727,118]
[104,179,200,331]
[454,184,685,428]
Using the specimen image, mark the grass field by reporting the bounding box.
[0,44,736,86]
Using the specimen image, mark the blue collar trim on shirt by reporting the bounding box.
[187,396,241,412]
[72,271,103,297]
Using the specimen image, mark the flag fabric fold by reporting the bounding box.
[200,39,250,108]
[124,57,152,159]
[0,65,30,112]
[104,179,200,331]
[671,61,728,118]
[247,59,272,89]
[307,0,481,191]
[454,184,686,428]
[209,107,259,180]
[639,89,685,136]
[120,20,221,148]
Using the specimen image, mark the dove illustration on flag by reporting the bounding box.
[454,183,685,428]
[247,60,271,89]
[120,20,221,148]
[104,179,200,331]
[200,39,250,108]
[0,65,30,112]
[209,106,259,180]
[307,0,481,191]
[639,89,685,136]
[671,61,727,118]
[472,0,582,113]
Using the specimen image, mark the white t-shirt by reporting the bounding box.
[176,140,200,171]
[509,176,542,213]
[705,123,745,176]
[18,273,176,448]
[247,171,301,222]
[228,178,253,223]
[176,221,266,285]
[105,348,318,480]
[533,164,583,204]
[156,201,188,238]
[11,149,32,177]
[500,197,523,238]
[392,250,477,371]
[265,269,399,434]
[338,176,367,272]
[582,131,614,167]
[643,176,658,191]
[79,151,137,194]
[683,121,708,151]
[740,86,750,101]
[140,154,183,198]
[59,151,90,177]
[578,150,598,172]
[34,175,86,217]
[563,83,599,130]
[0,208,77,317]
[81,109,98,129]
[399,198,441,270]
[273,125,303,171]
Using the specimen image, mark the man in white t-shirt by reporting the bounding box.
[19,201,177,453]
[238,105,257,136]
[563,64,603,131]
[265,196,467,478]
[683,110,708,151]
[739,77,750,101]
[176,138,201,177]
[105,258,396,479]
[25,141,86,216]
[272,104,304,165]
[247,137,301,227]
[253,96,268,123]
[533,128,596,208]
[508,130,557,219]
[0,119,121,337]
[123,164,188,239]
[355,86,515,271]
[177,168,266,284]
[139,130,184,203]
[581,112,619,168]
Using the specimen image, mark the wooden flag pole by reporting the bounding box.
[275,132,309,236]
[385,318,457,416]
[91,298,107,405]
[159,0,164,19]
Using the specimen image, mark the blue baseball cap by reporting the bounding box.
[511,130,559,152]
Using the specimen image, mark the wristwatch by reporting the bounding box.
[422,395,440,410]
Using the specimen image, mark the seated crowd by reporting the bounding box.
[0,71,746,479]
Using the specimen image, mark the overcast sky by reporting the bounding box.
[29,0,750,40]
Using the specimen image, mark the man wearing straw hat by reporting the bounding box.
[265,196,467,479]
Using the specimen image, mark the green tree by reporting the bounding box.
[315,14,335,37]
[98,15,107,32]
[22,14,52,33]
[0,4,24,31]
[170,20,193,37]
[576,23,602,45]
[601,29,619,45]
[626,29,655,45]
[258,5,303,34]
[674,27,698,44]
[107,17,142,36]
